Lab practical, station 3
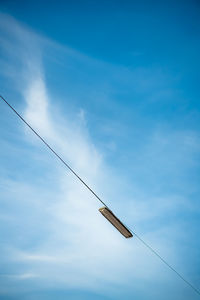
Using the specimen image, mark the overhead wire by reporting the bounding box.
[130,229,200,296]
[0,95,107,208]
[0,94,200,297]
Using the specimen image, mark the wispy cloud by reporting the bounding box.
[0,12,135,293]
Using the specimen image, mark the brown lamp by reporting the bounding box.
[99,207,133,238]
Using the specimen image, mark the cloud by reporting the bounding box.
[0,12,135,294]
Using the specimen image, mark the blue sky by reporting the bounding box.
[0,1,200,299]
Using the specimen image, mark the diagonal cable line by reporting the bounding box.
[130,229,200,296]
[0,95,107,208]
[0,94,200,297]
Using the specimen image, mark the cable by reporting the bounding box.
[0,95,107,208]
[1,94,200,297]
[130,229,200,296]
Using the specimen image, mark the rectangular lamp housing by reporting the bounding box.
[99,207,133,238]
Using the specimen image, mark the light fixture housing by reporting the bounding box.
[99,207,133,238]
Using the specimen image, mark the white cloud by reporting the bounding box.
[0,13,136,291]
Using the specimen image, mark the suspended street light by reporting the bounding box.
[99,207,133,238]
